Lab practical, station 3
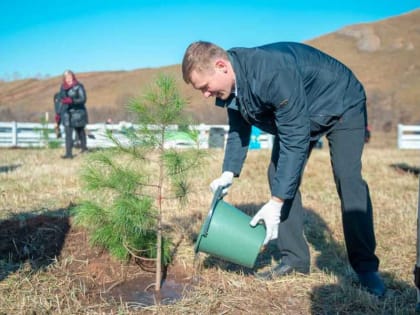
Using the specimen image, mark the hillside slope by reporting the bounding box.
[307,9,420,131]
[1,9,419,131]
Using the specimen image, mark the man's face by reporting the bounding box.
[189,60,234,100]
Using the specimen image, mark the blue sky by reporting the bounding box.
[0,0,418,80]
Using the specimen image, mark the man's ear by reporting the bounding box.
[215,59,228,73]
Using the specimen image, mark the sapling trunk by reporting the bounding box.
[155,129,165,291]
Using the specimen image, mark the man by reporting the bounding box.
[53,92,62,138]
[182,41,386,297]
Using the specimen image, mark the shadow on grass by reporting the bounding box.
[390,163,420,176]
[310,276,417,314]
[0,164,21,174]
[0,208,70,281]
[304,208,349,275]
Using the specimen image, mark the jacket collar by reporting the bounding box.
[215,93,238,110]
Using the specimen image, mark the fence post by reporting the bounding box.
[12,121,17,146]
[398,124,406,149]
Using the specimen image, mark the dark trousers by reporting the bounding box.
[268,105,379,273]
[64,126,87,156]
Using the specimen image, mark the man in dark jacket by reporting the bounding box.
[53,92,63,138]
[182,41,385,297]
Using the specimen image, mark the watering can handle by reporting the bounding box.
[202,186,225,236]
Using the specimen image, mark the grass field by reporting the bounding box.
[0,133,419,314]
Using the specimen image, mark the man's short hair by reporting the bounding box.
[182,41,228,84]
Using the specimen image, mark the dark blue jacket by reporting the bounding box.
[217,42,366,200]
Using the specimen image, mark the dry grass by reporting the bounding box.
[0,135,419,314]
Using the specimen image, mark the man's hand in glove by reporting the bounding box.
[210,171,234,195]
[250,198,283,245]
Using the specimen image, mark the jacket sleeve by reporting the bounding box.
[222,108,252,176]
[53,92,62,114]
[263,69,311,200]
[57,87,68,115]
[72,84,87,106]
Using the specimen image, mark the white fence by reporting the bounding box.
[0,122,57,147]
[4,121,416,150]
[0,121,274,150]
[398,124,420,149]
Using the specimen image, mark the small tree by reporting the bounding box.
[37,113,61,149]
[73,74,205,291]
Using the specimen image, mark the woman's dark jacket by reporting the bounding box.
[216,42,366,200]
[60,83,87,110]
[58,82,88,127]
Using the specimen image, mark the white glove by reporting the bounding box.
[249,199,283,245]
[210,171,234,195]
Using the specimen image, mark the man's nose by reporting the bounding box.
[203,91,212,98]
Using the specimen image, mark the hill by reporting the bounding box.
[307,9,420,132]
[0,9,419,131]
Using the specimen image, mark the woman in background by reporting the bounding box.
[58,70,88,159]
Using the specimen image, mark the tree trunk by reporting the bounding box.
[155,219,162,291]
[155,137,165,292]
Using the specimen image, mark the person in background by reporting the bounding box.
[53,92,62,138]
[58,70,88,159]
[182,41,386,297]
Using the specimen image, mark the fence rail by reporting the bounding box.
[398,124,420,149]
[2,122,417,150]
[0,121,274,150]
[0,121,59,147]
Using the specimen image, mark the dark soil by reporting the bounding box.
[0,213,192,309]
[0,213,70,273]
